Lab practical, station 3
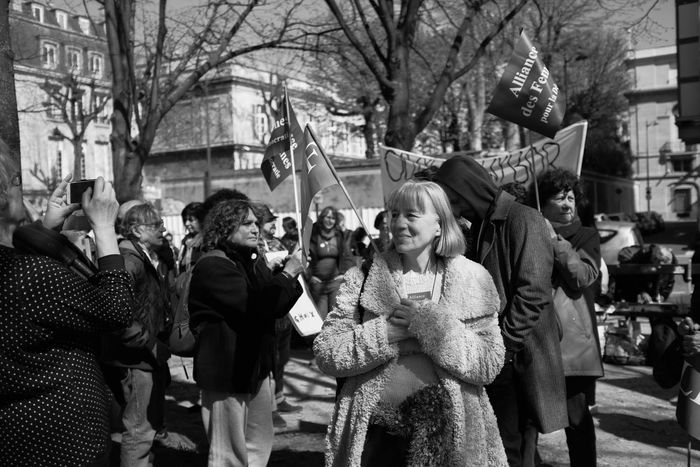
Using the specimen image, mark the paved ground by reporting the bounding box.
[105,344,700,466]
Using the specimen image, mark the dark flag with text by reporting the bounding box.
[300,126,337,265]
[487,31,565,138]
[260,91,304,191]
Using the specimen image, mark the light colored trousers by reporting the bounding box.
[201,377,274,467]
[121,368,156,467]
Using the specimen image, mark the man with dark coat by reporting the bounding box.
[434,156,568,467]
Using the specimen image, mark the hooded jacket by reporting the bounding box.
[435,156,568,433]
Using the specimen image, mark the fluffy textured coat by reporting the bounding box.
[314,251,507,467]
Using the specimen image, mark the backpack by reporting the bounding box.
[168,249,230,357]
[168,267,195,357]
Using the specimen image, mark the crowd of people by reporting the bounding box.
[3,138,700,467]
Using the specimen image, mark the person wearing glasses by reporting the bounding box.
[102,203,172,467]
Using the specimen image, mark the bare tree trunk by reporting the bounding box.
[384,41,416,150]
[72,139,83,179]
[466,62,486,151]
[0,0,20,164]
[359,96,377,158]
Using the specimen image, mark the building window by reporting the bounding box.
[252,105,268,142]
[671,154,694,173]
[95,94,110,124]
[78,17,91,35]
[67,47,82,73]
[88,52,103,78]
[673,188,692,216]
[45,104,60,120]
[55,10,68,29]
[32,4,44,22]
[41,41,58,69]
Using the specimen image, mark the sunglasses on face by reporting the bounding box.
[140,220,164,229]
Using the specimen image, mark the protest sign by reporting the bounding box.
[379,120,587,203]
[288,276,324,336]
[487,31,565,138]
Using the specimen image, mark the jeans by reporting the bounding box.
[201,377,274,467]
[308,276,343,319]
[120,368,157,467]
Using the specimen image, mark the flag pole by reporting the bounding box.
[284,84,304,255]
[306,123,381,255]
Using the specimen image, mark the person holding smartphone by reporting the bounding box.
[314,180,506,466]
[0,159,135,466]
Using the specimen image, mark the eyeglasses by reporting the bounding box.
[140,220,164,229]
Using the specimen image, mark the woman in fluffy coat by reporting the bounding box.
[314,180,507,467]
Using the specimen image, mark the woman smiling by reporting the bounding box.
[314,180,507,466]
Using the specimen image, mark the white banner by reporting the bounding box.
[379,121,588,203]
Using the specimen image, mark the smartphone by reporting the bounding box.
[68,179,96,204]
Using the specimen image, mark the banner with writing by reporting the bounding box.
[260,90,304,191]
[378,120,587,203]
[487,31,565,138]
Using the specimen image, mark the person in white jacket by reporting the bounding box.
[314,180,507,467]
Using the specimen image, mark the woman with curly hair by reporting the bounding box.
[314,180,507,466]
[308,205,354,319]
[188,198,302,466]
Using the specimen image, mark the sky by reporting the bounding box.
[628,0,676,49]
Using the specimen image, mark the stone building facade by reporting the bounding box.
[11,0,112,210]
[626,45,699,220]
[145,64,375,215]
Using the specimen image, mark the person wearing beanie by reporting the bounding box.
[434,156,568,467]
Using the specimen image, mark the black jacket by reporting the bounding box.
[101,239,171,370]
[189,243,301,394]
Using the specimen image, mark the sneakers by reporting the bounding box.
[272,411,287,428]
[276,399,302,413]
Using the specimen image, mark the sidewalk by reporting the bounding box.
[135,348,700,466]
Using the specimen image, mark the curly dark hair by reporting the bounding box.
[202,199,253,251]
[202,188,249,219]
[527,168,585,210]
[181,202,206,224]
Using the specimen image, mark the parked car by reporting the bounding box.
[596,220,644,266]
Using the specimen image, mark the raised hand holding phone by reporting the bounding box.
[43,173,81,230]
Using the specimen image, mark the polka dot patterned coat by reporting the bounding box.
[0,246,135,466]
